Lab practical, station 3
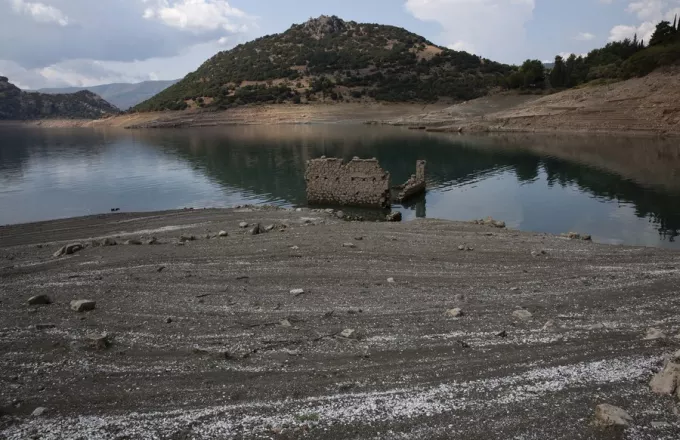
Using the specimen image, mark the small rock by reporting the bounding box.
[70,299,96,312]
[179,235,196,243]
[280,319,292,328]
[27,294,52,306]
[651,421,671,429]
[457,245,466,251]
[265,224,275,232]
[291,246,300,250]
[336,211,345,219]
[342,243,356,248]
[531,250,547,257]
[34,323,56,330]
[387,277,395,283]
[166,317,173,324]
[594,404,633,427]
[542,320,555,331]
[31,407,47,417]
[124,239,142,246]
[649,361,680,395]
[296,208,303,212]
[510,287,519,292]
[386,211,402,222]
[445,308,464,318]
[325,209,334,214]
[496,330,508,338]
[513,309,533,321]
[239,222,249,228]
[218,230,229,237]
[53,243,83,258]
[644,328,666,340]
[340,329,357,339]
[354,236,364,241]
[248,224,262,236]
[102,238,117,246]
[88,333,112,350]
[146,237,158,245]
[290,288,305,296]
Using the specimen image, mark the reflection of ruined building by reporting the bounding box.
[305,157,426,208]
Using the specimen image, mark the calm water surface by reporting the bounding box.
[1,125,680,249]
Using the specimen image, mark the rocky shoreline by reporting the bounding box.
[1,206,680,439]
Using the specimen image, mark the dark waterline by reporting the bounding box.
[1,125,680,249]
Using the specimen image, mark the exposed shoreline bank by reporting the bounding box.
[1,207,679,438]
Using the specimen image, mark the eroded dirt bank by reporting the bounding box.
[1,207,680,439]
[390,66,680,136]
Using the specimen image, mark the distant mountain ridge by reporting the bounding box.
[39,79,179,110]
[0,76,119,120]
[134,15,513,111]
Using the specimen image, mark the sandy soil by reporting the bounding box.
[5,103,445,129]
[390,66,680,136]
[1,207,680,439]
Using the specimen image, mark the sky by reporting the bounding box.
[1,0,680,89]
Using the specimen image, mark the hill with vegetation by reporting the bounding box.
[133,16,514,111]
[38,79,179,110]
[0,77,119,120]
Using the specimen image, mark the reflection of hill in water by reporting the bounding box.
[134,127,680,241]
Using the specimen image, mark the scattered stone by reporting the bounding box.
[214,230,228,238]
[325,209,334,214]
[88,333,112,350]
[31,407,47,417]
[649,361,680,395]
[496,330,508,338]
[53,243,84,258]
[564,232,593,241]
[124,239,143,246]
[265,224,275,232]
[510,287,519,292]
[34,323,56,330]
[336,211,345,219]
[340,329,357,339]
[249,224,263,236]
[291,246,300,250]
[542,320,555,331]
[70,299,96,313]
[166,317,173,324]
[457,340,471,348]
[445,308,465,318]
[644,328,666,340]
[387,277,395,283]
[239,222,249,228]
[102,238,117,246]
[386,211,402,222]
[280,319,292,328]
[290,289,305,296]
[594,404,633,427]
[179,235,196,243]
[651,421,671,429]
[146,237,158,245]
[354,236,364,241]
[342,243,356,248]
[513,309,533,321]
[458,245,466,251]
[531,250,547,257]
[474,217,506,228]
[27,294,52,306]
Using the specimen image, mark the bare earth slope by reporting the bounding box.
[391,66,680,136]
[1,207,680,439]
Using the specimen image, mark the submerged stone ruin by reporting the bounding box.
[305,157,426,208]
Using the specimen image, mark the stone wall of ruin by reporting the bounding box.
[396,160,427,202]
[305,157,391,208]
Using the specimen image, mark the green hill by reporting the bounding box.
[0,76,119,120]
[38,79,179,110]
[133,15,513,112]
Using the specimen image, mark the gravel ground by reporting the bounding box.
[1,207,680,439]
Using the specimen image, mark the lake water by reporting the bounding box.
[1,125,680,249]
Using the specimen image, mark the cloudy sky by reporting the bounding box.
[2,0,679,89]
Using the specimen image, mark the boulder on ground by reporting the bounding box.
[386,211,402,222]
[88,333,112,350]
[445,308,464,318]
[644,328,666,340]
[342,243,356,248]
[290,289,305,295]
[265,225,275,232]
[239,222,249,228]
[31,407,47,417]
[340,329,357,339]
[280,319,292,328]
[28,294,52,306]
[179,235,196,243]
[102,238,117,246]
[218,231,229,237]
[249,224,263,235]
[124,239,142,246]
[649,361,680,396]
[513,309,533,321]
[594,404,633,427]
[53,243,84,257]
[70,299,96,312]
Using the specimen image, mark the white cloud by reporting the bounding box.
[404,0,536,62]
[574,32,595,41]
[10,0,69,26]
[609,1,680,43]
[142,0,250,33]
